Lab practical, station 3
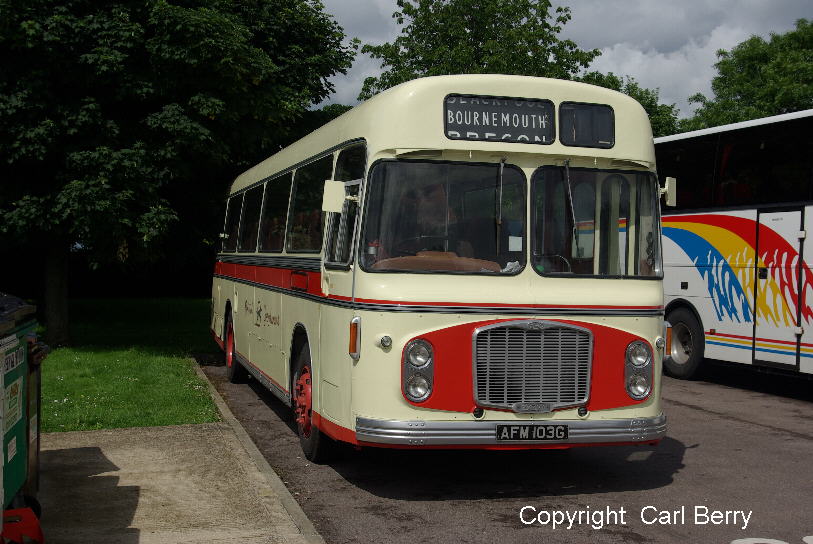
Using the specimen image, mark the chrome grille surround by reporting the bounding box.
[472,320,593,412]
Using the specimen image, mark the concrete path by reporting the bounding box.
[38,368,324,544]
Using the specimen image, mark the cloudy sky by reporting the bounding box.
[319,0,810,117]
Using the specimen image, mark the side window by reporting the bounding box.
[325,144,366,265]
[287,155,333,252]
[222,193,244,253]
[259,173,292,252]
[238,185,263,252]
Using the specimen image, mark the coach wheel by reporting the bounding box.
[293,344,335,463]
[225,314,247,383]
[665,307,704,379]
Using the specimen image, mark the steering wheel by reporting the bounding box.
[537,253,572,273]
[392,235,450,256]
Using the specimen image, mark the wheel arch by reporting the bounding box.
[665,297,705,335]
[223,299,233,339]
[289,323,311,391]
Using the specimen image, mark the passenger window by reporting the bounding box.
[287,155,333,252]
[259,173,292,252]
[238,185,263,252]
[222,193,244,253]
[325,145,366,265]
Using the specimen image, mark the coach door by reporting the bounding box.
[753,209,803,368]
[319,144,365,420]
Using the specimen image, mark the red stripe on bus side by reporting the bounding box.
[312,411,358,444]
[708,330,813,347]
[215,261,662,311]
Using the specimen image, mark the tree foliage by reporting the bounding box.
[681,18,813,131]
[579,72,679,137]
[0,0,355,342]
[358,0,600,100]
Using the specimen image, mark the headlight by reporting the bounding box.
[405,374,431,402]
[625,340,653,400]
[626,341,652,367]
[627,374,651,400]
[406,339,432,368]
[403,338,434,403]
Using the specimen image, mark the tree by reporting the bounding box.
[0,0,355,344]
[681,18,813,131]
[358,0,600,100]
[580,72,679,137]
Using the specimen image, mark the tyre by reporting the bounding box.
[292,344,336,463]
[224,313,247,383]
[665,307,705,379]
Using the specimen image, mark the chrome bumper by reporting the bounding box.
[355,414,666,447]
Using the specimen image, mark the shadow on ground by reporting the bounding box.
[203,362,687,503]
[40,447,139,543]
[698,359,813,401]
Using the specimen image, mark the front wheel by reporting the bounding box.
[224,314,247,383]
[665,307,705,379]
[293,344,336,463]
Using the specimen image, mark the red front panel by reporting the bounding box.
[403,319,649,413]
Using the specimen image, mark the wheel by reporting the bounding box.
[224,313,247,383]
[665,307,704,379]
[293,344,335,463]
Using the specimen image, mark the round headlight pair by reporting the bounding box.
[403,339,434,402]
[625,340,653,400]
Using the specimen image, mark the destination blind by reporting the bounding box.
[444,94,554,144]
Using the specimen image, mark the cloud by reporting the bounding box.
[318,0,400,106]
[589,25,754,117]
[318,0,811,115]
[560,0,808,116]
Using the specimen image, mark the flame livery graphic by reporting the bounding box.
[662,214,813,327]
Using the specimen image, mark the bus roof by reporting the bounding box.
[231,74,654,194]
[654,108,813,145]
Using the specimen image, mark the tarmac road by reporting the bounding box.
[200,359,813,544]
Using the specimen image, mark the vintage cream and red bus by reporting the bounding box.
[657,109,813,379]
[211,75,670,461]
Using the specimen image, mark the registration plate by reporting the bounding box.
[496,424,568,441]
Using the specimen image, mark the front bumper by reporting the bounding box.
[356,413,666,447]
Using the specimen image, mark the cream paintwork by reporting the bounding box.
[349,311,664,426]
[211,75,663,441]
[230,75,654,195]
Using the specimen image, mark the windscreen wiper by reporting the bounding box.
[563,159,581,258]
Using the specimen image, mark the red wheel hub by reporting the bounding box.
[294,365,313,437]
[225,324,234,368]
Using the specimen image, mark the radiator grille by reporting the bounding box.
[473,321,592,411]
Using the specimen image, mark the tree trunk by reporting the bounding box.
[44,241,69,346]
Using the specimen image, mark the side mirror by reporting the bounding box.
[661,176,676,207]
[322,180,345,213]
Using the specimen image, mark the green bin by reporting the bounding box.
[0,294,44,512]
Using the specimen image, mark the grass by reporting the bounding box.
[42,298,220,432]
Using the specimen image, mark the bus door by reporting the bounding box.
[754,209,803,368]
[319,165,363,421]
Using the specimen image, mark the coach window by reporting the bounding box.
[238,185,263,252]
[222,193,244,253]
[325,144,366,266]
[560,102,614,148]
[287,155,333,252]
[259,173,292,252]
